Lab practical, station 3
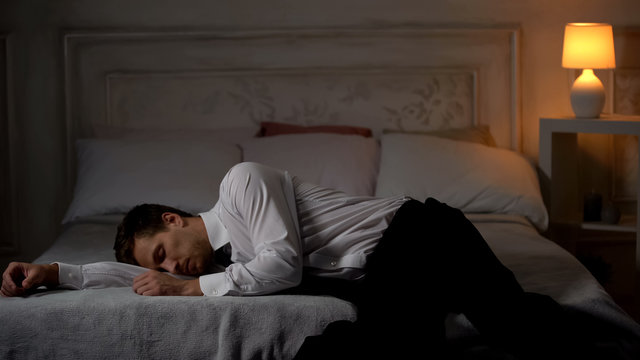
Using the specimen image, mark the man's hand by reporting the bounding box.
[133,270,203,296]
[1,262,59,297]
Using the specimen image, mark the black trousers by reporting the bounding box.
[294,198,614,359]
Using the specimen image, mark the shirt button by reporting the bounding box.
[330,261,337,266]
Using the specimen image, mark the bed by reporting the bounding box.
[2,26,640,359]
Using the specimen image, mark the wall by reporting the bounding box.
[1,0,640,268]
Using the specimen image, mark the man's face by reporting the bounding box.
[133,218,213,276]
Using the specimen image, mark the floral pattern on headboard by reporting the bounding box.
[108,70,475,133]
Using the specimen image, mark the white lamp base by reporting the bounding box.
[570,69,605,118]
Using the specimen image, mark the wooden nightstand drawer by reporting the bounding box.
[576,230,636,314]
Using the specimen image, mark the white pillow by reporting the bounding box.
[375,133,548,230]
[62,138,242,223]
[241,134,379,196]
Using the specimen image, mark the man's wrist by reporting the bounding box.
[45,263,60,287]
[184,278,203,296]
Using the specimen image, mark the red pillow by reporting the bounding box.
[259,122,372,137]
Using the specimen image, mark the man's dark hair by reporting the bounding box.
[114,204,194,265]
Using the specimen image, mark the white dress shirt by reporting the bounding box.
[57,162,408,296]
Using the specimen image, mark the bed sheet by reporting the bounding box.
[448,214,640,358]
[469,214,640,334]
[1,214,639,359]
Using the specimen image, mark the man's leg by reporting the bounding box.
[354,199,452,357]
[296,199,452,359]
[416,198,600,359]
[296,198,592,359]
[297,198,522,358]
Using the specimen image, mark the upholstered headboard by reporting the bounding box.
[63,27,520,193]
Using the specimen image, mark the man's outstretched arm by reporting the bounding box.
[2,261,202,297]
[1,262,59,297]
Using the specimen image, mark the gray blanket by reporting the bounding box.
[1,287,355,359]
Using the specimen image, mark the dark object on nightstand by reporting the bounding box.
[584,193,602,222]
[601,202,621,224]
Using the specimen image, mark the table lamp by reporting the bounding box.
[562,23,616,118]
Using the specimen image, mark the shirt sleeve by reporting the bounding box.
[56,261,153,290]
[207,162,303,296]
[198,272,228,296]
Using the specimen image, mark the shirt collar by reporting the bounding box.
[199,202,231,251]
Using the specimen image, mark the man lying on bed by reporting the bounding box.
[1,162,636,359]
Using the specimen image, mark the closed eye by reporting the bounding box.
[154,246,166,269]
[158,247,165,263]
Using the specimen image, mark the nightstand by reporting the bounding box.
[539,115,640,320]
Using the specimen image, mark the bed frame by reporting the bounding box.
[63,26,521,196]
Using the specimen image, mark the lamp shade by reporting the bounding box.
[562,23,616,69]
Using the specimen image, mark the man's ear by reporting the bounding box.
[161,212,184,227]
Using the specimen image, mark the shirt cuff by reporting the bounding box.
[55,262,83,290]
[199,272,229,297]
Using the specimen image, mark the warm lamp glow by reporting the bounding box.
[561,23,616,118]
[562,23,616,69]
